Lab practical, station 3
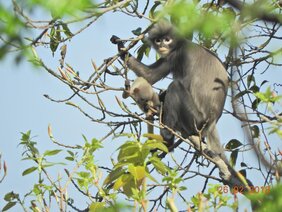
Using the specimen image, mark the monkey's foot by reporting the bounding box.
[122,90,130,99]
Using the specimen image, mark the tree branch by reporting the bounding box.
[225,0,282,23]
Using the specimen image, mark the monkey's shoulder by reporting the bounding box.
[185,41,224,66]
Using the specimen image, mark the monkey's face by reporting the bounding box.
[153,36,174,57]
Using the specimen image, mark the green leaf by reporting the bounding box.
[113,174,129,190]
[260,80,268,87]
[137,44,150,61]
[230,150,238,167]
[144,140,168,153]
[149,1,161,19]
[42,162,66,168]
[234,90,251,100]
[67,150,75,156]
[191,195,199,206]
[61,22,73,38]
[131,27,142,36]
[118,151,140,164]
[4,192,18,201]
[122,175,136,197]
[82,134,89,143]
[103,168,124,186]
[143,133,163,141]
[89,202,106,212]
[117,142,140,162]
[22,166,37,176]
[254,87,282,104]
[65,157,74,161]
[249,85,259,93]
[66,101,79,107]
[202,2,217,10]
[247,75,255,88]
[179,186,187,191]
[128,165,145,180]
[90,138,103,151]
[43,149,62,157]
[239,169,246,178]
[241,162,248,167]
[145,171,159,184]
[252,98,260,110]
[21,131,31,142]
[247,184,282,210]
[150,156,168,175]
[222,7,236,20]
[251,125,260,138]
[112,177,123,190]
[276,130,282,139]
[33,184,42,195]
[56,25,61,42]
[2,202,17,211]
[50,26,59,55]
[225,139,243,150]
[77,171,90,178]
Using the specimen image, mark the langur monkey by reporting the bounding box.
[123,77,160,134]
[111,20,228,161]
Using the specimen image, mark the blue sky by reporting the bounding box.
[1,1,281,211]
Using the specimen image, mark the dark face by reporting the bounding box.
[148,21,181,57]
[152,35,175,57]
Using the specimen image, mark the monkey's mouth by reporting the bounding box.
[158,47,169,55]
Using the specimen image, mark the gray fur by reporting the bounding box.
[124,22,228,159]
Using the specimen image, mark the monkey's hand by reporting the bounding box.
[110,35,122,45]
[110,35,129,60]
[158,90,167,103]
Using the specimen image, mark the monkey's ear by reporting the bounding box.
[133,88,140,94]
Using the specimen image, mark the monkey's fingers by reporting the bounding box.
[147,105,159,115]
[110,35,121,44]
[125,79,130,88]
[110,35,129,60]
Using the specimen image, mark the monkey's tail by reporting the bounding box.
[206,124,228,163]
[147,116,154,134]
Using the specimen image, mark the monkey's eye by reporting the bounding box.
[154,38,161,45]
[163,37,172,44]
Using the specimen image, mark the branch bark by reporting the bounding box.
[225,0,282,24]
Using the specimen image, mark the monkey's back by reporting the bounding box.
[181,42,228,122]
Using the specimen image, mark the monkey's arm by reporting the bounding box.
[111,35,170,85]
[127,58,170,85]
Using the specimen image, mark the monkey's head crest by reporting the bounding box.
[148,20,175,40]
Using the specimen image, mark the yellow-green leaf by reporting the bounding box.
[22,167,37,176]
[128,165,145,180]
[89,202,105,212]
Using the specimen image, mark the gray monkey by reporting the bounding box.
[111,21,228,160]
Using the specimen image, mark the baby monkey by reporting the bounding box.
[123,77,160,133]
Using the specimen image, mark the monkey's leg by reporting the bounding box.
[145,101,155,134]
[161,80,206,151]
[206,122,228,163]
[122,79,131,99]
[160,81,183,149]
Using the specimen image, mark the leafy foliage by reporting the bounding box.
[104,134,168,203]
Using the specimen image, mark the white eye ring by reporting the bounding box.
[163,37,172,45]
[154,38,161,45]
